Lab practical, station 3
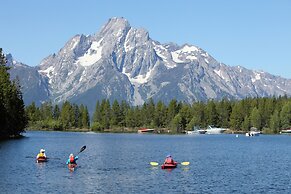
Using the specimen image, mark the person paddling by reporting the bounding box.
[36,149,47,162]
[36,149,46,160]
[66,153,78,165]
[164,155,175,164]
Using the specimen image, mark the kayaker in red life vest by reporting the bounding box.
[66,154,78,165]
[164,155,175,164]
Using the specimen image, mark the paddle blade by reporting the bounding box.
[181,162,190,166]
[150,162,159,166]
[79,145,86,153]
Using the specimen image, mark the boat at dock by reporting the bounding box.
[206,126,227,134]
[138,128,155,133]
[280,127,291,134]
[186,126,206,135]
[245,131,260,136]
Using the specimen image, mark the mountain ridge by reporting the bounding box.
[6,17,291,113]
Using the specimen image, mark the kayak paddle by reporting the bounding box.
[150,161,190,166]
[47,157,60,160]
[76,145,86,155]
[180,162,190,166]
[150,162,159,166]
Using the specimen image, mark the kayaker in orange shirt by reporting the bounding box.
[66,154,78,165]
[164,155,175,164]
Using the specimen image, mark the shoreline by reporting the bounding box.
[24,128,282,135]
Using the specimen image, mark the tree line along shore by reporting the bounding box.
[25,95,291,134]
[1,48,291,139]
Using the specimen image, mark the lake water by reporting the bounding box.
[1,131,291,193]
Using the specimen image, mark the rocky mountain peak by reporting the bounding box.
[98,17,131,38]
[5,53,13,66]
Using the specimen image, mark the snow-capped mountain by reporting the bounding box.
[8,17,291,111]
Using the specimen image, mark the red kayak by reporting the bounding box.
[68,163,77,171]
[36,157,47,163]
[161,162,178,169]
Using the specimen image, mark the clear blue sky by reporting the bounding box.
[1,0,291,78]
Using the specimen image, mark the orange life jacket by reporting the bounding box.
[165,158,174,164]
[70,156,75,163]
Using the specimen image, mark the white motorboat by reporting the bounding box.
[280,128,291,134]
[245,131,260,136]
[186,126,207,135]
[206,125,227,134]
[186,129,207,135]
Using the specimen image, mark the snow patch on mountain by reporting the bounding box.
[214,69,225,79]
[153,42,176,69]
[171,45,199,63]
[182,45,199,53]
[154,44,167,60]
[71,38,80,50]
[252,72,261,82]
[124,28,134,52]
[76,38,103,67]
[171,51,184,63]
[122,66,154,84]
[38,66,55,84]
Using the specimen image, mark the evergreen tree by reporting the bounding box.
[111,100,121,127]
[60,101,74,129]
[92,100,102,131]
[134,106,143,127]
[280,101,291,129]
[39,101,53,121]
[26,102,40,123]
[217,98,231,128]
[171,113,182,133]
[119,100,129,127]
[53,104,60,120]
[270,110,280,133]
[263,97,276,128]
[166,99,179,127]
[9,78,27,134]
[179,104,192,131]
[230,101,244,130]
[81,106,90,129]
[93,100,101,123]
[250,107,262,130]
[0,49,27,138]
[100,99,111,129]
[205,100,218,127]
[189,102,205,128]
[154,101,167,128]
[142,98,155,126]
[241,116,250,131]
[73,104,80,128]
[125,108,135,128]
